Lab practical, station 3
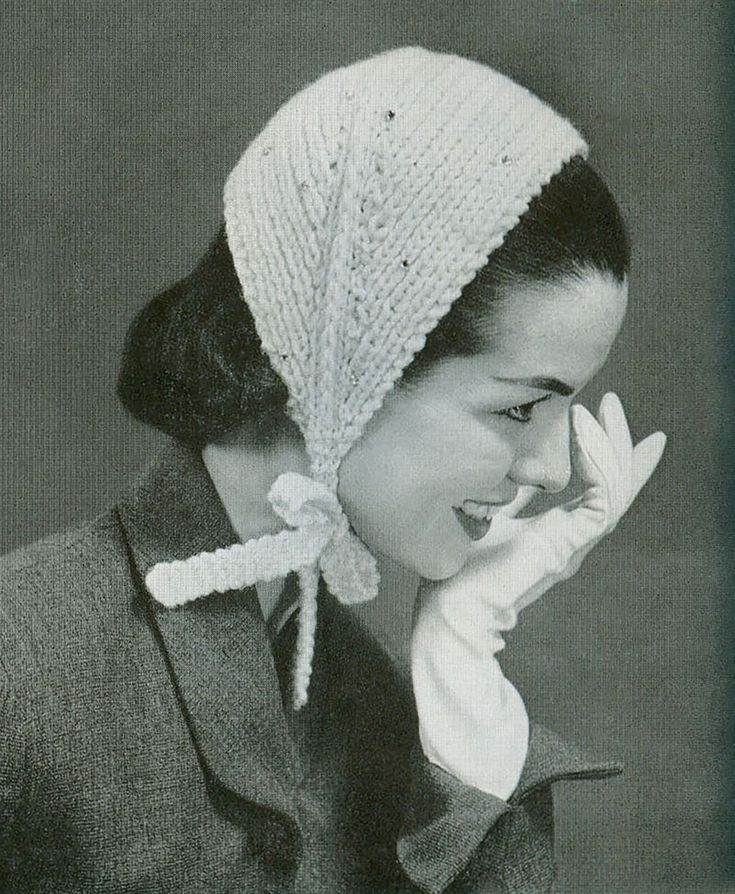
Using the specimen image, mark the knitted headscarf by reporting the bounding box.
[145,46,588,709]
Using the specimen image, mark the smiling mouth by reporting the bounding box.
[453,506,493,541]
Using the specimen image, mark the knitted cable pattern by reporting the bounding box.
[146,45,588,709]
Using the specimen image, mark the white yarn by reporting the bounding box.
[145,45,588,709]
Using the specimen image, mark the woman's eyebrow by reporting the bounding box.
[494,375,575,396]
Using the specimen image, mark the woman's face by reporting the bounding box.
[337,271,628,580]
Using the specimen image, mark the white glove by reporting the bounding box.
[411,392,667,799]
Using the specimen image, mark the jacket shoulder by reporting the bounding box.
[0,510,136,682]
[1,508,121,573]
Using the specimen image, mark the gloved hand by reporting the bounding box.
[410,392,667,799]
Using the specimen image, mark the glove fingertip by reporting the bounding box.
[600,391,622,416]
[641,431,667,460]
[630,436,667,498]
[572,405,602,457]
[572,402,594,423]
[571,404,594,440]
[651,434,667,463]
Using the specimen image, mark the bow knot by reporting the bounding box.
[268,472,379,606]
[267,472,348,534]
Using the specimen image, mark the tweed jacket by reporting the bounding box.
[0,440,623,893]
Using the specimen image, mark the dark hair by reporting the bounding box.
[117,155,629,448]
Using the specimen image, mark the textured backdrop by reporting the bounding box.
[1,2,729,891]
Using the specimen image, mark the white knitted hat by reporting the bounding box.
[146,46,588,708]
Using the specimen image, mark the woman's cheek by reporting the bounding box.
[346,488,454,578]
[395,498,470,580]
[473,434,517,485]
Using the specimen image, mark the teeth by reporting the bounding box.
[461,499,492,521]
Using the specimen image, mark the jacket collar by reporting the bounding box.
[116,439,299,821]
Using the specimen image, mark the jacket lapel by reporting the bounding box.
[116,440,298,820]
[511,721,623,804]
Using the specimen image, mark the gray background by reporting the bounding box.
[1,2,730,891]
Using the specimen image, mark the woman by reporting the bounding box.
[0,47,665,892]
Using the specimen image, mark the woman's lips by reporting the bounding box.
[453,506,493,541]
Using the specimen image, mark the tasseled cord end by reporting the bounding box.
[291,563,320,711]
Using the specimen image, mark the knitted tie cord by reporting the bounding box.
[145,45,588,709]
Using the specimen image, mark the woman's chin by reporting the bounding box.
[411,548,467,581]
[354,526,467,582]
[369,547,463,582]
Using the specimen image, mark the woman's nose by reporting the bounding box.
[509,413,572,494]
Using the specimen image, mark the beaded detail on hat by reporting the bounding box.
[145,45,588,709]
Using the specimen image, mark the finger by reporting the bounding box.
[598,392,633,517]
[571,404,613,489]
[498,485,537,518]
[628,431,667,508]
[558,492,587,513]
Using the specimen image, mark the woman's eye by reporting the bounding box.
[501,402,537,423]
[495,394,551,424]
